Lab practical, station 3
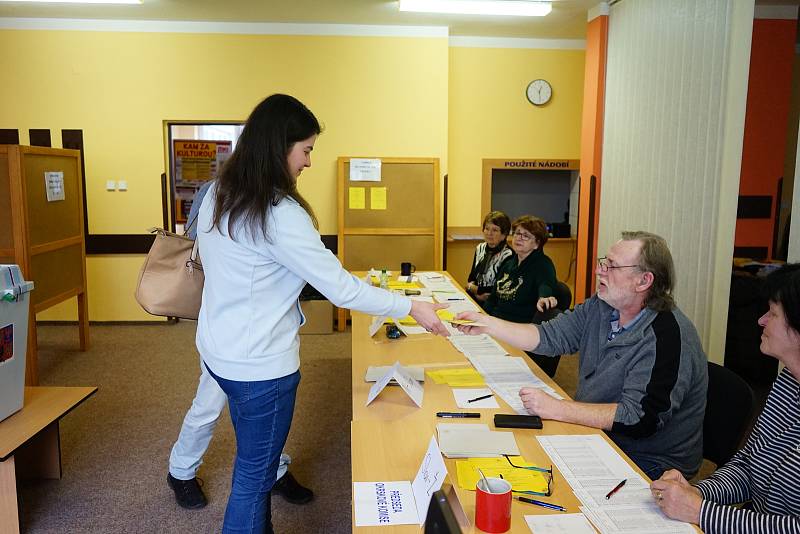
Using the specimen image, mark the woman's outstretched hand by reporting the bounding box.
[409,300,450,336]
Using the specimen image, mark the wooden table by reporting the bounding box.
[349,272,671,533]
[0,386,97,534]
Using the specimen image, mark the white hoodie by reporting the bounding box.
[196,186,410,381]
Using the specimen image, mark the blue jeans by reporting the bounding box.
[205,364,301,534]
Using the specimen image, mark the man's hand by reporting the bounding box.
[650,470,702,524]
[536,296,558,312]
[409,300,449,336]
[519,387,561,419]
[454,311,490,335]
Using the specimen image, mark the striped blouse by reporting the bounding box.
[695,367,800,534]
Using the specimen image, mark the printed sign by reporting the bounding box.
[173,140,232,187]
[0,324,13,364]
[44,171,65,202]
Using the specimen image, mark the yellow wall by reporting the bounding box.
[2,29,585,321]
[447,46,585,226]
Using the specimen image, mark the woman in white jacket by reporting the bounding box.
[196,94,447,533]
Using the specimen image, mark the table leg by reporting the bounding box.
[15,422,61,480]
[24,308,38,386]
[337,307,347,332]
[77,291,90,351]
[0,456,20,534]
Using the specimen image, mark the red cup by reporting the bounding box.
[475,477,512,533]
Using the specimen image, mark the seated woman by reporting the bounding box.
[465,211,513,309]
[483,215,556,324]
[651,263,800,534]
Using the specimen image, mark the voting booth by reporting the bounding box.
[0,145,89,385]
[0,265,34,422]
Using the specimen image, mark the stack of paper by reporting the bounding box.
[455,457,549,493]
[449,334,508,358]
[426,367,486,387]
[436,423,520,458]
[466,355,563,414]
[537,435,694,534]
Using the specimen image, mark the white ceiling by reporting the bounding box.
[0,0,601,39]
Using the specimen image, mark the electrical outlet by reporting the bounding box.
[117,180,128,191]
[106,180,116,191]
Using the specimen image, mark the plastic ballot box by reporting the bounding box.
[0,265,34,422]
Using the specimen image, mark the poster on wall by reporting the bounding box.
[173,140,233,221]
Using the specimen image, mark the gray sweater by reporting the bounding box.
[537,295,708,477]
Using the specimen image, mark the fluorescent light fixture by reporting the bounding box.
[0,0,142,4]
[399,0,551,17]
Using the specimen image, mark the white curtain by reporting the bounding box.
[599,0,754,357]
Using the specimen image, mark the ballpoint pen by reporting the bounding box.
[605,479,627,499]
[515,496,566,512]
[436,412,480,418]
[467,393,493,403]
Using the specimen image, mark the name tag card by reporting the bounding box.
[366,361,424,407]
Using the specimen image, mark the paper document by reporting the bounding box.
[366,361,424,407]
[452,388,498,409]
[449,334,508,358]
[348,187,366,209]
[370,187,387,210]
[436,423,520,458]
[366,365,425,383]
[467,355,562,414]
[353,481,418,526]
[349,158,381,181]
[455,457,549,493]
[525,513,597,534]
[426,368,486,387]
[411,436,448,525]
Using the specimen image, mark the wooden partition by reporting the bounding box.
[336,157,441,330]
[0,145,89,385]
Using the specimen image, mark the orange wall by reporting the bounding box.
[734,18,797,257]
[576,14,608,303]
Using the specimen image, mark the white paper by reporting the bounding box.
[349,158,382,181]
[44,171,65,202]
[366,361,424,407]
[449,334,508,358]
[353,481,419,526]
[436,423,520,458]
[366,365,425,383]
[525,513,597,534]
[452,388,499,409]
[467,355,562,414]
[411,436,448,525]
[369,315,387,337]
[579,504,694,534]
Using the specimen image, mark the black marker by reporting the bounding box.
[467,394,493,403]
[436,412,480,418]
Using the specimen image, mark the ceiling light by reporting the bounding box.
[399,0,551,17]
[0,0,142,4]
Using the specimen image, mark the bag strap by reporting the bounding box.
[184,211,200,237]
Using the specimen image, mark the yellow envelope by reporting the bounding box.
[426,368,486,387]
[456,457,550,493]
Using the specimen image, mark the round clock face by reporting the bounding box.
[526,79,552,106]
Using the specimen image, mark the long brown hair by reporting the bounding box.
[213,94,321,240]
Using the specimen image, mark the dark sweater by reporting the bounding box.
[484,247,556,323]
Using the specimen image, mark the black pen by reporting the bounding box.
[515,496,566,512]
[467,393,493,403]
[605,479,627,499]
[436,412,480,418]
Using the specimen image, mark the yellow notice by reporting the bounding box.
[349,187,366,209]
[426,367,486,387]
[456,457,550,493]
[370,187,387,210]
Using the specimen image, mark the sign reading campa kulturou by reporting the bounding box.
[173,140,232,186]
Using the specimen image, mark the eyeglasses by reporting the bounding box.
[512,230,534,242]
[597,257,640,273]
[503,455,554,496]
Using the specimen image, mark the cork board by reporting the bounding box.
[24,153,83,246]
[0,152,11,251]
[337,157,441,271]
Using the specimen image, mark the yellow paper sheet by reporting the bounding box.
[456,457,549,493]
[426,367,486,387]
[397,308,456,326]
[349,187,365,209]
[387,281,421,289]
[370,187,387,210]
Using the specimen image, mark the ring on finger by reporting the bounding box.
[656,491,663,500]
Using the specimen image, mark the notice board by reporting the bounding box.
[337,157,441,272]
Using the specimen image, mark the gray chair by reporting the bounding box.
[529,281,572,378]
[703,362,756,467]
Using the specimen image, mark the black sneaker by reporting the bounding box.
[271,472,314,504]
[167,473,208,509]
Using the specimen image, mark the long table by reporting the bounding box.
[0,386,97,534]
[349,273,697,533]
